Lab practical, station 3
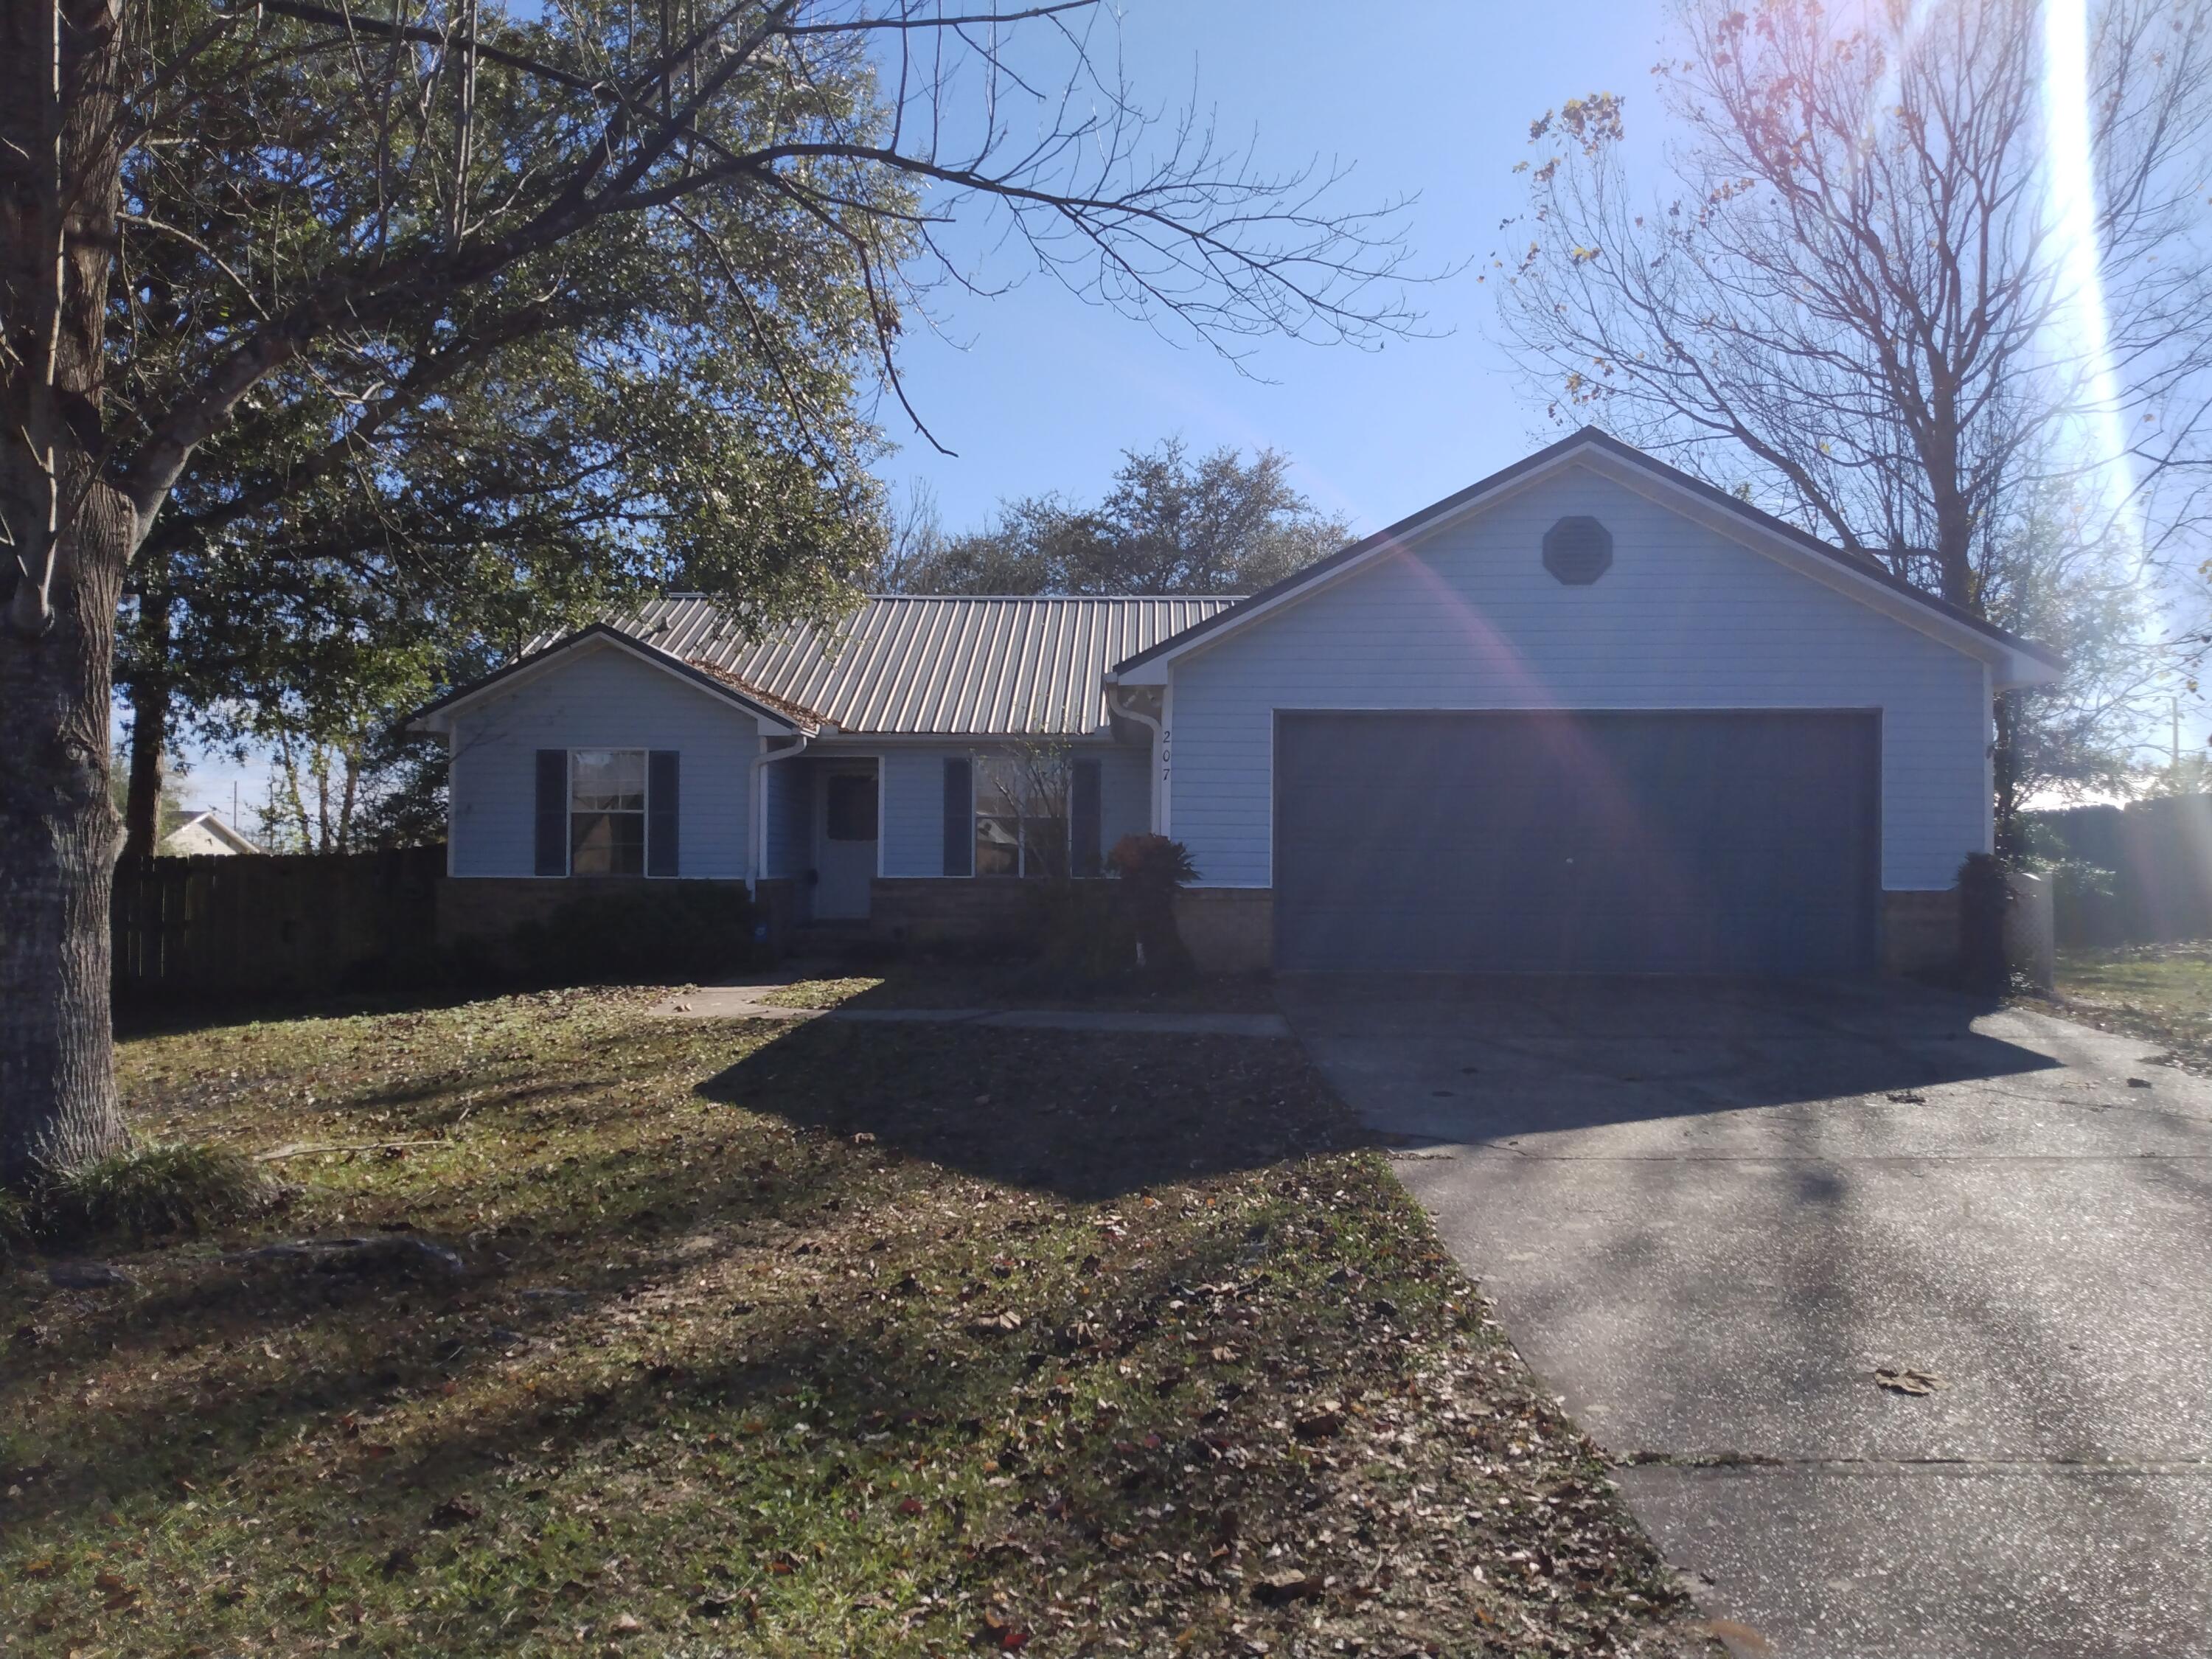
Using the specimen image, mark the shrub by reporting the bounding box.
[39,1142,272,1245]
[1107,834,1199,982]
[1957,852,2013,995]
[509,883,764,986]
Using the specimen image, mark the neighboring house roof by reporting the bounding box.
[1110,426,2064,687]
[160,810,261,856]
[408,622,817,734]
[604,594,1236,736]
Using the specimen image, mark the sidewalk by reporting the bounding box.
[649,984,1288,1038]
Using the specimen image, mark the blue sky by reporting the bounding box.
[881,0,1672,538]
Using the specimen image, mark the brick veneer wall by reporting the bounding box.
[437,876,754,966]
[1173,888,1273,974]
[869,878,1044,949]
[1882,888,1961,978]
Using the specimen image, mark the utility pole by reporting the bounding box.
[2174,697,2183,771]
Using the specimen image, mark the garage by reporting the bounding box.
[1273,709,1881,975]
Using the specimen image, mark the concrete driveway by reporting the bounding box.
[1279,975,2212,1659]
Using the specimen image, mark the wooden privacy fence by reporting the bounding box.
[113,845,445,998]
[2026,795,2212,948]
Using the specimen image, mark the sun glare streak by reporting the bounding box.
[2042,0,2141,554]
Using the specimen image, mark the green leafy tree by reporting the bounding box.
[885,437,1352,595]
[0,0,1418,1185]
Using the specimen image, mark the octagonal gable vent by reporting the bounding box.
[1543,515,1613,585]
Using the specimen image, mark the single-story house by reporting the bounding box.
[413,428,2060,975]
[159,808,263,857]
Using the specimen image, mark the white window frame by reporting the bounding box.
[568,747,650,877]
[970,751,1071,880]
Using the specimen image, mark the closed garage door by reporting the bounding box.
[1273,711,1879,975]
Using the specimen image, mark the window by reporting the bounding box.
[974,754,1068,878]
[570,748,646,874]
[825,773,878,841]
[1543,515,1613,585]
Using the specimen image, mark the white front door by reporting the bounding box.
[814,766,878,919]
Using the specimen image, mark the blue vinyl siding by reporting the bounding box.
[1164,466,1992,891]
[876,742,1152,877]
[448,644,758,879]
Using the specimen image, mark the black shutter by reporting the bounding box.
[942,757,973,877]
[535,750,568,876]
[647,751,680,877]
[1071,758,1102,877]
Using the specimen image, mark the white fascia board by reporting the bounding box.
[410,632,801,736]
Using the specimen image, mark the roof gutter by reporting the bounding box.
[1109,686,1166,835]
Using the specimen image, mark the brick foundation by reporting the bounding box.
[437,876,755,966]
[869,877,1044,950]
[754,878,800,956]
[1173,887,1273,974]
[1882,888,1960,978]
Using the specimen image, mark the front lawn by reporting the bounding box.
[2052,939,2212,1071]
[3,993,1701,1658]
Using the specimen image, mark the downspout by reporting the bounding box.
[750,728,813,896]
[1108,685,1165,835]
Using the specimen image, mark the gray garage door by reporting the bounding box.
[1273,711,1879,975]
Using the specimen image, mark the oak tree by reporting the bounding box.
[0,0,1417,1185]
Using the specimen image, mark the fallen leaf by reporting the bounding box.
[1253,1570,1324,1604]
[425,1495,482,1529]
[1693,1616,1777,1657]
[1294,1405,1346,1441]
[1873,1366,1947,1397]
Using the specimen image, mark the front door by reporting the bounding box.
[815,766,879,919]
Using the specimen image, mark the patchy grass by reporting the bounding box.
[35,1141,274,1247]
[3,992,1703,1658]
[2053,940,2212,1071]
[759,974,888,1009]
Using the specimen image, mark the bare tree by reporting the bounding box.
[1497,0,2212,821]
[0,0,1422,1186]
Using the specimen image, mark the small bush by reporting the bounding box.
[1107,834,1199,982]
[1958,852,2013,995]
[40,1142,271,1245]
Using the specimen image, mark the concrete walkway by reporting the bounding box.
[1279,974,2212,1659]
[650,984,1288,1038]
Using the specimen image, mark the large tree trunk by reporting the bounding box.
[1,0,133,1188]
[0,495,133,1189]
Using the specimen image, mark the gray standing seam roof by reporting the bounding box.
[574,594,1237,737]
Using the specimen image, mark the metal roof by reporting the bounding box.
[573,594,1239,736]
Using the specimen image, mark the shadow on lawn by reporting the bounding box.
[695,1016,1360,1201]
[6,1015,1357,1543]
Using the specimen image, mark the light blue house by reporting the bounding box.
[414,430,2059,974]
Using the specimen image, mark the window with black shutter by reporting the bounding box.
[646,751,680,876]
[942,757,974,876]
[535,751,568,875]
